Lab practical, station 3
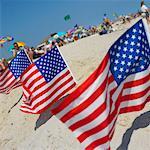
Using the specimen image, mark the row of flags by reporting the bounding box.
[0,19,149,149]
[0,47,76,114]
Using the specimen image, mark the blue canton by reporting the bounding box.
[109,19,150,85]
[9,50,31,79]
[35,46,67,83]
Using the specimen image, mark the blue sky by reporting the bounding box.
[0,0,149,58]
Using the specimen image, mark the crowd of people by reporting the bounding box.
[0,1,149,73]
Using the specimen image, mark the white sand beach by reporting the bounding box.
[0,18,149,150]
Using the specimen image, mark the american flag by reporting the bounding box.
[51,19,150,150]
[0,50,31,94]
[20,46,76,114]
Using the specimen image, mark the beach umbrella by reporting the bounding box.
[17,41,25,47]
[0,36,14,49]
[57,32,66,37]
[0,38,7,44]
[0,36,14,44]
[52,32,66,39]
[48,37,55,43]
[0,37,7,44]
[6,36,14,41]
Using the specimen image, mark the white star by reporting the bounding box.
[120,68,124,72]
[125,69,129,73]
[139,30,142,34]
[140,65,144,69]
[120,39,123,43]
[129,48,134,53]
[114,66,118,71]
[137,43,140,47]
[118,74,122,79]
[130,41,135,46]
[124,41,129,45]
[129,55,133,59]
[126,34,130,38]
[135,56,139,60]
[139,57,143,61]
[115,60,119,64]
[133,29,137,33]
[127,62,131,66]
[114,45,117,49]
[112,51,115,56]
[138,36,141,40]
[121,61,125,65]
[122,54,127,58]
[139,23,142,27]
[136,49,140,53]
[142,51,145,55]
[116,53,120,57]
[131,35,136,39]
[123,47,127,52]
[118,46,121,50]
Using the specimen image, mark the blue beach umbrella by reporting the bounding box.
[57,32,66,37]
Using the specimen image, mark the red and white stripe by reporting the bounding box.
[120,66,150,113]
[51,54,150,150]
[20,63,76,114]
[0,68,21,94]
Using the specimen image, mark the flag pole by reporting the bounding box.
[55,45,77,85]
[23,48,33,64]
[142,18,150,45]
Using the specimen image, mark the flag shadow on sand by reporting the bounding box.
[34,94,69,130]
[8,94,23,113]
[117,111,150,150]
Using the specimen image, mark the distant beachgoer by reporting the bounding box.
[43,41,54,54]
[140,1,150,24]
[0,58,8,72]
[24,46,34,61]
[12,42,22,57]
[31,47,44,59]
[103,14,112,28]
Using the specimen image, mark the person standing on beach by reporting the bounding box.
[140,1,150,24]
[12,42,22,57]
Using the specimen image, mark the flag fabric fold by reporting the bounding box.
[20,46,76,114]
[0,50,31,94]
[51,19,150,150]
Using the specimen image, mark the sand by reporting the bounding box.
[0,18,149,150]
